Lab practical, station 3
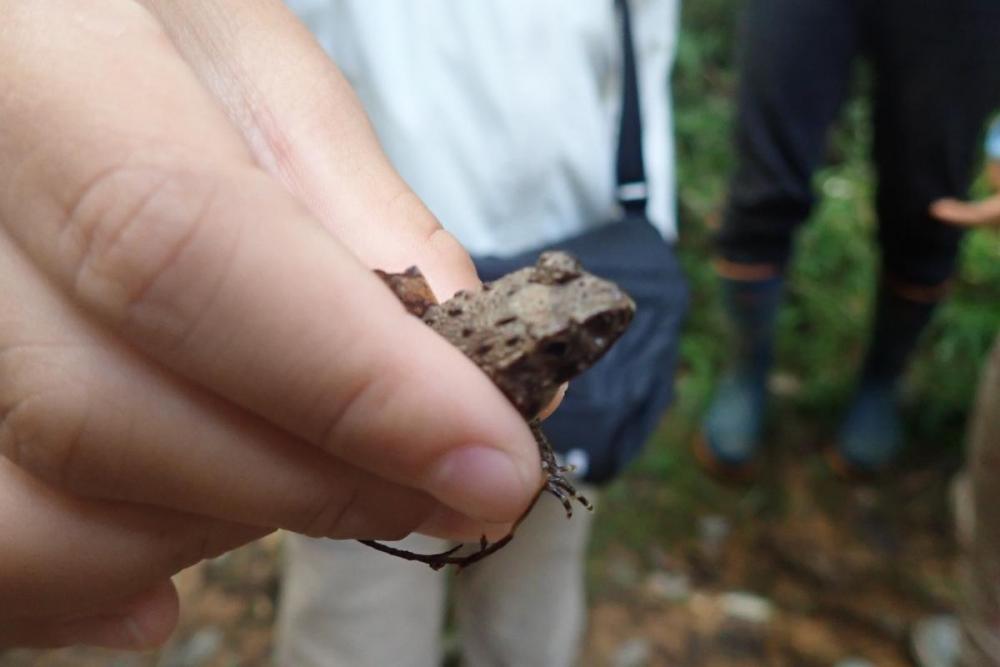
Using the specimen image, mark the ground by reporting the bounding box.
[0,405,964,666]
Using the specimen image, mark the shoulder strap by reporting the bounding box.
[615,0,648,218]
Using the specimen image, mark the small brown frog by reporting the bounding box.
[364,251,635,569]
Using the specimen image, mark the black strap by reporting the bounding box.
[615,0,648,218]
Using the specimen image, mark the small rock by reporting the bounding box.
[911,615,961,667]
[612,637,652,667]
[719,592,775,625]
[644,570,691,603]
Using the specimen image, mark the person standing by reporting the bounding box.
[699,0,1000,477]
[275,2,687,666]
[909,116,1000,667]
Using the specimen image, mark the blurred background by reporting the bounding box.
[4,1,998,665]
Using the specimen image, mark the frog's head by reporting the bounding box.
[525,251,635,377]
[491,252,635,417]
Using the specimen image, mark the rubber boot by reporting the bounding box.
[700,275,783,477]
[832,278,941,475]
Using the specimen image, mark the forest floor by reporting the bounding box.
[2,398,963,667]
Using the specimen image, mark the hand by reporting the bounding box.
[931,163,1000,228]
[0,0,541,649]
[931,196,1000,228]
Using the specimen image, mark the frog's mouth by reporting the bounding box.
[532,304,635,375]
[491,302,635,416]
[578,303,635,358]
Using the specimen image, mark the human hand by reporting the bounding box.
[931,196,1000,228]
[931,163,1000,228]
[0,0,541,649]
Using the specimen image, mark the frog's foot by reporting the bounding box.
[543,469,594,518]
[530,419,594,518]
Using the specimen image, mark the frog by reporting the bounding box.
[363,251,636,569]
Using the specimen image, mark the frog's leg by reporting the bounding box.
[529,419,594,516]
[358,417,593,569]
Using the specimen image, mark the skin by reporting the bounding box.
[0,0,545,649]
[930,161,1000,228]
[718,158,1000,277]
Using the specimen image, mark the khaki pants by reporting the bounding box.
[274,485,596,667]
[961,338,1000,666]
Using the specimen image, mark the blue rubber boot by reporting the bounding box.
[700,276,783,476]
[834,378,903,473]
[832,279,940,475]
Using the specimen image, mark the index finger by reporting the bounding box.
[140,0,481,299]
[0,1,540,522]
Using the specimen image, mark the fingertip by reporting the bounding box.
[120,579,180,649]
[423,445,542,524]
[93,579,180,650]
[929,199,964,225]
[929,198,952,214]
[45,579,179,650]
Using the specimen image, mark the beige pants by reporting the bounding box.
[274,485,596,667]
[961,337,1000,666]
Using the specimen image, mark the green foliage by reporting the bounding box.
[909,229,1000,440]
[671,0,1000,455]
[591,0,1000,560]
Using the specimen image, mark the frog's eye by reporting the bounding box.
[541,339,568,357]
[586,315,614,337]
[585,301,634,342]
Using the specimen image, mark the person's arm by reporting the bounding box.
[988,160,1000,193]
[0,0,541,649]
[931,118,1000,227]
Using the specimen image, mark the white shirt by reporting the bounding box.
[286,0,679,257]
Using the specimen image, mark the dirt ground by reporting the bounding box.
[0,437,960,667]
[580,466,958,666]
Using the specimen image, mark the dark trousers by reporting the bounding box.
[717,0,1000,287]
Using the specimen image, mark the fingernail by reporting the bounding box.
[426,446,536,522]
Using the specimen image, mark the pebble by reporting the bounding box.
[719,592,775,625]
[911,615,961,667]
[644,570,692,603]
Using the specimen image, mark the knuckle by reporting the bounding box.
[300,488,358,538]
[170,524,246,573]
[65,161,227,341]
[315,370,375,455]
[0,356,90,486]
[424,225,466,261]
[428,227,477,276]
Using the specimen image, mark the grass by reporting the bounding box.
[589,0,1000,569]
